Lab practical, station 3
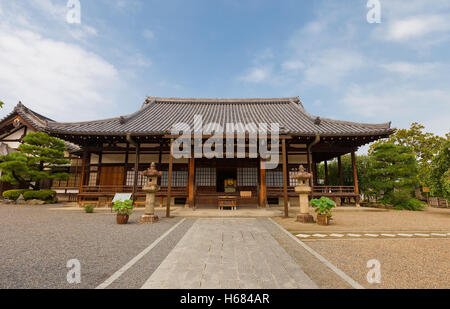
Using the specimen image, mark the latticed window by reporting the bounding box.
[237,168,258,186]
[161,170,188,187]
[126,170,145,187]
[289,166,299,187]
[266,169,283,187]
[195,168,216,186]
[88,172,97,186]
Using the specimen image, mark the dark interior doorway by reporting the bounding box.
[216,168,237,193]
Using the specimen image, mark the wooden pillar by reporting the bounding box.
[312,162,318,186]
[96,151,103,187]
[259,158,267,208]
[282,138,289,218]
[188,157,195,208]
[78,149,88,202]
[307,147,312,187]
[166,139,174,218]
[351,151,360,207]
[132,144,140,201]
[324,160,329,186]
[338,156,343,186]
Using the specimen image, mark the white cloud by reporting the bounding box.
[385,15,450,41]
[239,66,271,83]
[282,60,304,72]
[342,84,450,136]
[302,49,365,87]
[380,61,439,76]
[0,25,120,121]
[143,29,155,40]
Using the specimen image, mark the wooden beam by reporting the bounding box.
[78,149,88,203]
[132,144,140,201]
[282,138,289,218]
[166,139,174,218]
[188,157,195,208]
[259,158,267,208]
[307,146,312,187]
[324,160,329,186]
[351,151,360,206]
[338,156,343,186]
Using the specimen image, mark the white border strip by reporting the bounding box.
[96,218,186,289]
[269,218,365,289]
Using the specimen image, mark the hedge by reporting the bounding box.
[2,189,30,201]
[23,190,57,202]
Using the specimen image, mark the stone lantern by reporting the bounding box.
[293,165,314,223]
[140,162,162,223]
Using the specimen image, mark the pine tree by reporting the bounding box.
[429,141,450,200]
[0,132,69,190]
[368,143,422,210]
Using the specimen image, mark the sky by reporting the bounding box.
[0,0,449,138]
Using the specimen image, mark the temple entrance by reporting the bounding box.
[216,168,237,193]
[194,158,259,208]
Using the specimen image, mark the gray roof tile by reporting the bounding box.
[46,97,394,136]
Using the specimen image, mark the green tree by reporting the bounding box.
[317,154,373,200]
[370,122,447,187]
[367,143,422,210]
[0,132,69,190]
[429,141,450,200]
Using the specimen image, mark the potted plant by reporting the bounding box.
[113,200,134,224]
[310,197,336,226]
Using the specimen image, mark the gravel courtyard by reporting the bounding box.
[0,205,192,289]
[274,206,450,289]
[0,204,448,289]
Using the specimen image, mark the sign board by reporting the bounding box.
[422,187,430,193]
[112,193,132,203]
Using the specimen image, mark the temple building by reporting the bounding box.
[0,97,395,209]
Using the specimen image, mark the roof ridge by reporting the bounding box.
[147,96,301,104]
[289,100,392,129]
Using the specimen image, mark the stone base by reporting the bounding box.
[140,214,159,223]
[296,213,315,223]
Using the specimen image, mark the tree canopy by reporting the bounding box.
[367,143,423,210]
[0,132,69,190]
[429,141,450,200]
[369,122,447,187]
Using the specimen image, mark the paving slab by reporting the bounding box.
[141,218,318,289]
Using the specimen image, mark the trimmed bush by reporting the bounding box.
[84,204,95,213]
[2,189,29,201]
[23,190,57,203]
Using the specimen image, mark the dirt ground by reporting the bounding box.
[274,206,450,233]
[274,206,450,289]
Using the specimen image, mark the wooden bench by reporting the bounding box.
[218,196,238,210]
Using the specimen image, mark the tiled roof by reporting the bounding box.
[46,97,394,137]
[0,103,81,152]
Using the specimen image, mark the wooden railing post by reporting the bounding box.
[282,138,289,218]
[166,139,174,218]
[351,151,360,207]
[188,157,195,208]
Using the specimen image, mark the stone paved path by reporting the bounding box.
[141,218,317,289]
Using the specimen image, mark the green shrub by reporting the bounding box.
[310,197,336,217]
[397,198,426,211]
[382,190,425,211]
[2,189,29,201]
[84,204,95,213]
[23,190,57,203]
[113,200,134,216]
